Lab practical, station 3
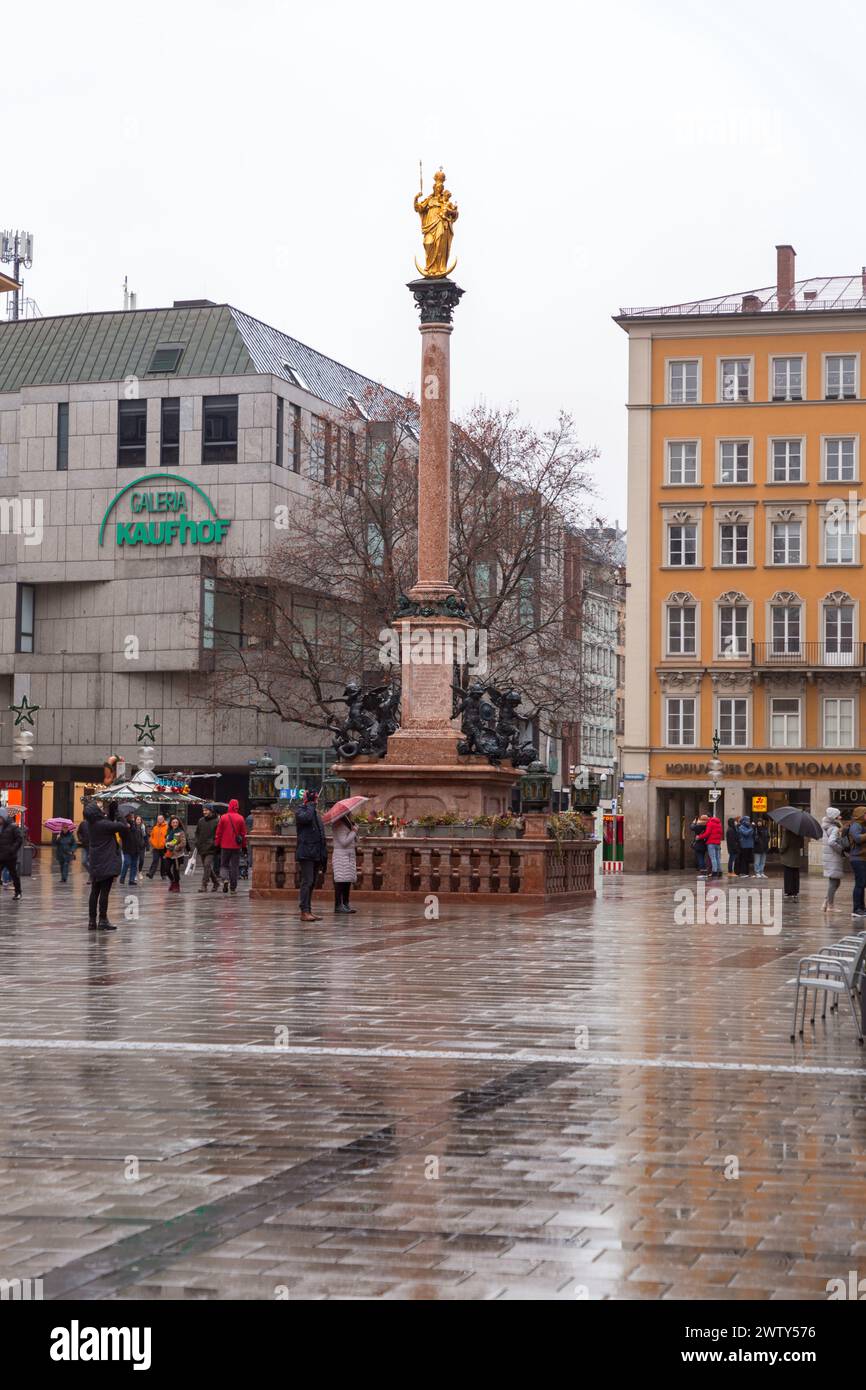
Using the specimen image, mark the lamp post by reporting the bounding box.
[708,729,724,815]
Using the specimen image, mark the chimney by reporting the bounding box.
[776,244,796,310]
[742,293,762,313]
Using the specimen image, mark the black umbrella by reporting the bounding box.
[768,806,822,839]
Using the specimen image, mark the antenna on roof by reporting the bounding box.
[1,229,34,321]
[123,275,137,311]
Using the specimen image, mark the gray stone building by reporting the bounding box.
[0,299,401,833]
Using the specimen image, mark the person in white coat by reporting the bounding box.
[821,807,846,913]
[332,812,358,914]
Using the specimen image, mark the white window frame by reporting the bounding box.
[667,359,701,405]
[665,438,700,486]
[717,438,752,485]
[823,696,856,749]
[822,435,858,483]
[718,356,753,403]
[666,522,699,567]
[769,696,802,748]
[719,521,751,567]
[823,512,858,565]
[717,600,750,659]
[665,696,697,748]
[824,352,859,401]
[768,436,804,484]
[665,601,698,658]
[770,604,802,656]
[770,354,804,402]
[717,696,750,749]
[822,602,856,659]
[771,519,802,566]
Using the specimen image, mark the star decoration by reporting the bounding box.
[134,715,161,743]
[10,696,39,727]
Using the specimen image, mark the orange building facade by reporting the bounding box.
[618,247,866,871]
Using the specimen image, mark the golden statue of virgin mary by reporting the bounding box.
[414,168,458,278]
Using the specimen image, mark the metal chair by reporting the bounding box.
[788,937,866,1043]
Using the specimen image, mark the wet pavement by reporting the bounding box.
[0,862,865,1300]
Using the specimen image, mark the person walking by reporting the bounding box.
[690,813,708,876]
[146,814,168,880]
[194,805,220,893]
[119,818,140,887]
[135,816,148,877]
[55,827,77,884]
[215,798,247,894]
[780,824,805,901]
[295,789,327,922]
[821,807,845,913]
[331,811,358,912]
[753,818,769,878]
[725,817,740,876]
[696,810,723,879]
[76,815,90,873]
[164,816,188,893]
[83,800,138,929]
[847,806,866,918]
[0,808,23,900]
[736,816,755,877]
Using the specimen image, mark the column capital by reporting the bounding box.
[407,277,465,325]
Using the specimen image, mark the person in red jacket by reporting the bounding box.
[696,812,723,879]
[215,798,247,894]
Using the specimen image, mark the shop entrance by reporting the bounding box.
[658,787,726,871]
[744,788,811,869]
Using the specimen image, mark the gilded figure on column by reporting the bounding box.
[414,168,458,278]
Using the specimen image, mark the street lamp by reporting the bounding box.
[248,754,277,809]
[708,728,723,811]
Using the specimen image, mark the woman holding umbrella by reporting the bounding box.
[768,805,822,901]
[322,796,369,916]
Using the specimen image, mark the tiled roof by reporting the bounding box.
[618,275,866,319]
[0,303,405,412]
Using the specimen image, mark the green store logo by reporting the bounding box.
[98,473,231,548]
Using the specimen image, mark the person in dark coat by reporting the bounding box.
[295,789,328,921]
[134,816,148,875]
[83,800,138,930]
[725,817,739,876]
[76,816,90,872]
[55,828,77,883]
[779,825,805,900]
[194,806,220,893]
[0,808,23,899]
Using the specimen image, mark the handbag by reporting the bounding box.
[184,849,198,877]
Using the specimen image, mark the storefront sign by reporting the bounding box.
[665,760,862,777]
[831,788,866,806]
[98,474,231,549]
[751,795,768,813]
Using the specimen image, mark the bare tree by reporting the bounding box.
[204,393,609,746]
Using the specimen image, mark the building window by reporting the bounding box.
[772,520,801,565]
[202,395,238,464]
[772,605,801,655]
[666,697,696,747]
[720,522,749,566]
[667,440,698,485]
[56,402,69,471]
[772,356,803,401]
[15,583,35,654]
[719,604,748,658]
[668,360,699,404]
[825,354,857,400]
[824,697,855,748]
[202,578,269,650]
[718,697,748,747]
[309,415,327,482]
[117,399,147,468]
[287,403,301,473]
[666,603,696,655]
[770,697,801,747]
[276,396,284,468]
[667,523,697,566]
[824,436,856,481]
[719,440,750,484]
[160,399,180,467]
[720,358,751,402]
[771,438,802,482]
[823,603,854,655]
[824,513,856,565]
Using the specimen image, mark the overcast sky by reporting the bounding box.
[6,0,866,524]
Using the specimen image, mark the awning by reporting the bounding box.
[0,270,19,294]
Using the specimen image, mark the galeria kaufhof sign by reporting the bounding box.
[98,474,231,549]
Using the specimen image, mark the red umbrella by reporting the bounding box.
[322,796,369,825]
